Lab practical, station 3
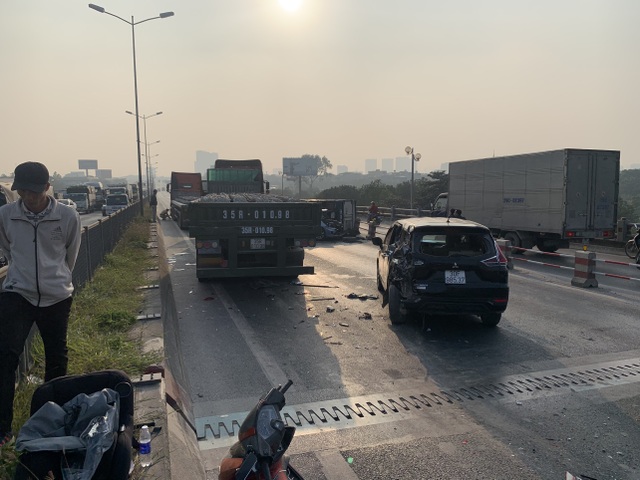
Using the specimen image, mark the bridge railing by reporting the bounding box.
[355,205,430,222]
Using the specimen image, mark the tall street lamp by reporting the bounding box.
[405,146,422,211]
[89,4,174,216]
[126,110,162,196]
[145,151,160,193]
[143,142,160,195]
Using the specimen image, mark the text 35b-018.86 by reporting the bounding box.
[241,226,275,234]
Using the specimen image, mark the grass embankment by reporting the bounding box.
[0,218,161,479]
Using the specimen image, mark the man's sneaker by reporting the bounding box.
[0,431,14,447]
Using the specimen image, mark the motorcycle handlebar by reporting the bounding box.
[279,379,293,395]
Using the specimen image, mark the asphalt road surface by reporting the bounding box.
[156,193,640,480]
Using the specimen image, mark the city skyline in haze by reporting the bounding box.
[2,1,639,178]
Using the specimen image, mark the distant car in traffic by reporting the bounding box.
[102,194,130,216]
[57,198,77,211]
[373,216,509,326]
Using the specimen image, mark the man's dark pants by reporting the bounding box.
[0,292,72,433]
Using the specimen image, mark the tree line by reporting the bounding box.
[311,168,640,221]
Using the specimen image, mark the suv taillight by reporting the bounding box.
[481,241,508,267]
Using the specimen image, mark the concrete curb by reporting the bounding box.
[130,220,205,479]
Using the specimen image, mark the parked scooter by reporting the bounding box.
[624,223,640,258]
[218,380,304,480]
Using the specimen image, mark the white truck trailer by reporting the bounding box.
[440,148,620,252]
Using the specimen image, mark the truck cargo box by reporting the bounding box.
[447,148,619,251]
[169,172,203,229]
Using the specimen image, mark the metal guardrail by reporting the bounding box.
[355,205,427,221]
[0,203,139,382]
[356,206,635,247]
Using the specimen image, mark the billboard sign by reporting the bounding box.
[283,157,318,176]
[78,159,98,170]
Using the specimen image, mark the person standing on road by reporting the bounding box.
[368,201,379,222]
[0,162,81,446]
[149,189,158,222]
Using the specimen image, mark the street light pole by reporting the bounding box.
[147,148,160,192]
[89,4,174,216]
[145,151,160,193]
[404,146,422,211]
[126,111,162,197]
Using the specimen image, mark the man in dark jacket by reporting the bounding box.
[149,188,158,222]
[0,162,81,446]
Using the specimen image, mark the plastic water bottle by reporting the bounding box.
[139,425,152,467]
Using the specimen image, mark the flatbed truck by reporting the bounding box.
[188,196,321,279]
[184,159,321,279]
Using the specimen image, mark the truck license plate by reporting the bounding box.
[445,270,466,284]
[250,238,266,249]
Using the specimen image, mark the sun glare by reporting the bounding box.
[278,0,303,13]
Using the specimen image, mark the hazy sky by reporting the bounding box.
[2,1,639,179]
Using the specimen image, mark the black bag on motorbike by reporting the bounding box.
[14,370,134,480]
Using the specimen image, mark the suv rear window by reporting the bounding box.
[415,230,493,257]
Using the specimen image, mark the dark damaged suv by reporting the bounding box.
[373,217,509,326]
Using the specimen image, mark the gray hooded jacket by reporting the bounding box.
[0,196,81,306]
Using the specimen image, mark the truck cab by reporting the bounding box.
[431,193,448,217]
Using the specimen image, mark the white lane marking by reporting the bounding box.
[210,282,289,387]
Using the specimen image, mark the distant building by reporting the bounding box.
[396,156,410,172]
[381,158,394,172]
[96,169,112,179]
[64,171,87,178]
[195,151,218,176]
[336,165,348,174]
[364,159,377,173]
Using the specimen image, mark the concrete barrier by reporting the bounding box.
[496,239,513,270]
[571,251,598,288]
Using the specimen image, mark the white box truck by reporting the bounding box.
[438,148,620,252]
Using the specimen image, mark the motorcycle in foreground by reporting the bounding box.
[218,380,304,480]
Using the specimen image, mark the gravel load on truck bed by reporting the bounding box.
[194,193,299,203]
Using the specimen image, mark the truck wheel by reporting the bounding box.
[536,240,559,253]
[388,284,407,325]
[481,313,501,327]
[504,233,523,254]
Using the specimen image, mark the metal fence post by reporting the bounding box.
[84,226,91,283]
